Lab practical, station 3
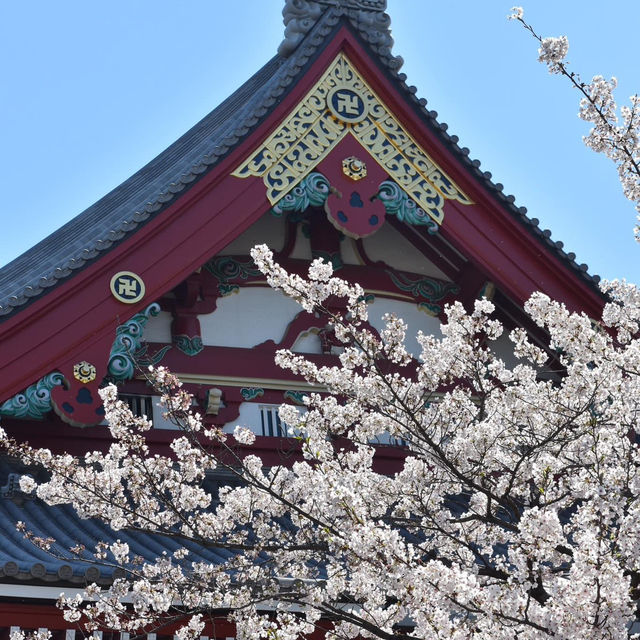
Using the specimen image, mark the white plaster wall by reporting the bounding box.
[223,401,263,434]
[368,300,528,369]
[489,332,526,370]
[367,297,441,358]
[151,396,181,430]
[224,402,304,436]
[199,287,304,348]
[141,292,443,356]
[360,223,449,279]
[287,298,443,357]
[102,394,178,429]
[289,224,313,261]
[221,210,313,261]
[221,213,286,255]
[368,301,540,377]
[292,329,323,354]
[340,237,363,265]
[143,310,172,343]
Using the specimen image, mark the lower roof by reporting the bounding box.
[0,459,234,586]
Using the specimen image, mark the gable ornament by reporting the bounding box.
[233,53,471,234]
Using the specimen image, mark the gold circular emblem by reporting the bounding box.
[74,361,96,384]
[327,86,368,123]
[110,271,145,304]
[342,156,367,180]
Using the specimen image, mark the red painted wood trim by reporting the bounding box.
[441,199,603,316]
[0,602,66,626]
[0,602,237,634]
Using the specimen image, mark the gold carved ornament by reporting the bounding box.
[232,53,472,226]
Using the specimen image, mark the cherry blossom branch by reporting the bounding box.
[510,7,640,237]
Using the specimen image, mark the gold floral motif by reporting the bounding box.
[232,53,472,225]
[73,361,96,384]
[342,156,367,180]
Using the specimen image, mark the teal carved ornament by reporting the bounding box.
[284,390,307,406]
[0,373,65,420]
[108,303,165,381]
[271,173,331,216]
[0,303,167,426]
[173,334,204,357]
[241,388,265,401]
[270,165,440,239]
[204,257,263,297]
[386,270,460,316]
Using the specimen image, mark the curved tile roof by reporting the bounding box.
[0,463,235,584]
[0,6,602,319]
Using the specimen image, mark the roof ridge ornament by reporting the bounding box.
[232,53,472,228]
[278,0,402,70]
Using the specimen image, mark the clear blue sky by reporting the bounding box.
[1,1,638,284]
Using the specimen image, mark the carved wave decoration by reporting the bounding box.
[375,181,439,234]
[0,372,66,420]
[204,257,263,296]
[241,388,265,401]
[386,270,459,300]
[271,172,441,235]
[173,335,204,357]
[108,303,161,382]
[284,390,308,406]
[272,172,331,215]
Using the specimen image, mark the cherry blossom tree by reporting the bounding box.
[3,244,640,639]
[509,7,640,237]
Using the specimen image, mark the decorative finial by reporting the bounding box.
[278,0,402,70]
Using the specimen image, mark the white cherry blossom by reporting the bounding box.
[513,12,640,236]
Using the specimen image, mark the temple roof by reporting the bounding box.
[0,459,235,585]
[0,4,601,320]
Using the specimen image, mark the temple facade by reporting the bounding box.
[0,0,604,634]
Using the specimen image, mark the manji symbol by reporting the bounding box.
[110,271,146,304]
[328,88,367,123]
[336,92,360,114]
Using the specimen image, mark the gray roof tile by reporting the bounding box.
[0,459,235,584]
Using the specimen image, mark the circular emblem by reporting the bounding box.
[74,361,96,384]
[342,156,367,181]
[110,271,145,304]
[327,87,368,123]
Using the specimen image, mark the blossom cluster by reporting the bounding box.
[537,35,569,74]
[512,10,640,236]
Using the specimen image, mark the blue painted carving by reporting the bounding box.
[0,372,65,420]
[375,181,439,234]
[108,303,161,382]
[134,343,172,368]
[284,390,307,406]
[174,334,204,356]
[271,172,331,216]
[205,257,262,296]
[417,301,443,317]
[386,270,459,316]
[241,388,265,401]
